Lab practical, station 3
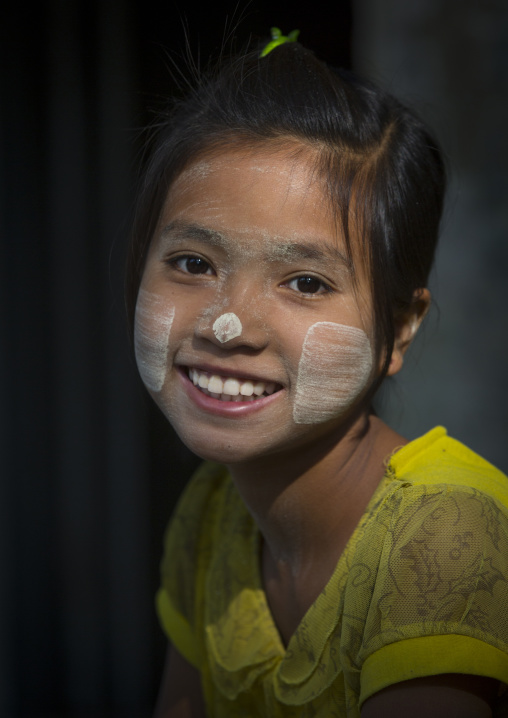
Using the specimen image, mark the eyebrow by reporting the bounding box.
[266,240,352,272]
[159,220,352,272]
[160,220,229,249]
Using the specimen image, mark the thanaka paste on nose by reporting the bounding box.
[213,312,243,343]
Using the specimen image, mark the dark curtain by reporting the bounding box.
[1,2,352,715]
[2,2,154,714]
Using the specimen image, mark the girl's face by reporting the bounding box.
[135,148,379,465]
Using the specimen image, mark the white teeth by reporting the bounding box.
[240,381,254,396]
[188,368,280,401]
[208,375,224,394]
[253,382,265,396]
[223,378,240,396]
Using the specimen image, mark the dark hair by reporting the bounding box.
[126,41,446,379]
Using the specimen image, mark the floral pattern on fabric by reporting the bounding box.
[158,428,508,717]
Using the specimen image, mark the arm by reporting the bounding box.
[153,644,207,718]
[361,673,498,718]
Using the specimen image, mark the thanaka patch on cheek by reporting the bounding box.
[293,322,373,424]
[213,312,243,343]
[134,289,175,392]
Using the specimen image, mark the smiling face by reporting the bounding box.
[135,146,380,465]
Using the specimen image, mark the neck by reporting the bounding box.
[228,412,402,577]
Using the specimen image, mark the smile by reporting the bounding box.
[187,368,281,403]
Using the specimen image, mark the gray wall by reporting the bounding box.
[354,0,508,472]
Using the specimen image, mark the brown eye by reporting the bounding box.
[175,256,212,274]
[288,276,329,294]
[297,277,321,293]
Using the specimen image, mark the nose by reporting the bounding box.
[194,285,269,351]
[212,312,243,343]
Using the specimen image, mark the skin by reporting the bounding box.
[138,148,385,466]
[141,147,496,717]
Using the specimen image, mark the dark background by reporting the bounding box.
[1,1,506,716]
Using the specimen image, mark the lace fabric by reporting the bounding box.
[157,427,508,716]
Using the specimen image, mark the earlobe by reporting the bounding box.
[386,288,431,377]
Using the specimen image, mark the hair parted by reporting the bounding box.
[126,39,446,380]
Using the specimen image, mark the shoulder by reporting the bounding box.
[352,430,508,707]
[354,431,508,714]
[156,462,239,667]
[352,429,508,591]
[157,465,230,622]
[380,427,508,556]
[169,460,232,519]
[160,461,234,579]
[390,426,508,507]
[370,431,508,615]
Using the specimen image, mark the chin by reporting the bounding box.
[174,432,261,466]
[170,413,301,466]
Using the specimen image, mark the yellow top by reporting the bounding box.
[156,427,508,716]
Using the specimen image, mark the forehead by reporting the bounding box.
[159,147,334,238]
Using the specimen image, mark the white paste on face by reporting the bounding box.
[212,312,243,343]
[134,289,175,392]
[293,322,373,424]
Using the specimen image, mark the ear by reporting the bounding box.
[386,288,431,377]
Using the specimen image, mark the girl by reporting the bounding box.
[127,32,508,717]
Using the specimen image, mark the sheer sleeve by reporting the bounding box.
[358,483,508,705]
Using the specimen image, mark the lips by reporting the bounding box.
[187,367,281,402]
